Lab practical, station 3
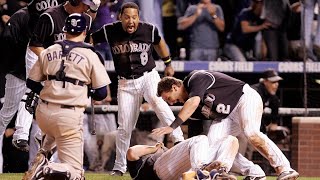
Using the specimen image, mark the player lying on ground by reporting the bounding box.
[127,135,238,180]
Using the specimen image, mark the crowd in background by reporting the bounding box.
[1,0,319,62]
[0,0,317,174]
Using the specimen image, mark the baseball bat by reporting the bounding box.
[89,97,96,135]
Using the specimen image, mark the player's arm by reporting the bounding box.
[151,96,200,136]
[26,55,45,94]
[29,46,45,57]
[29,14,53,56]
[91,86,107,101]
[91,23,110,44]
[26,79,43,94]
[176,96,201,124]
[127,142,164,161]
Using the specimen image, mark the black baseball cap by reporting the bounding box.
[63,13,87,33]
[262,69,283,82]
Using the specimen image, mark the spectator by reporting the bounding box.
[224,0,271,61]
[301,0,320,61]
[287,0,303,61]
[223,0,271,61]
[162,0,178,59]
[91,0,118,61]
[262,0,291,61]
[178,0,225,61]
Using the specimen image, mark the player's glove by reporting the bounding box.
[90,0,101,12]
[23,91,39,118]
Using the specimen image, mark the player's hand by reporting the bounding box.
[155,141,164,149]
[90,0,101,12]
[164,64,174,77]
[152,126,174,136]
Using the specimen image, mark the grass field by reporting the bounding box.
[0,173,320,180]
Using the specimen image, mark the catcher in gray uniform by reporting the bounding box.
[23,13,111,180]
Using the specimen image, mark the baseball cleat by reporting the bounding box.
[277,170,299,180]
[210,169,237,180]
[110,170,124,176]
[196,169,211,180]
[203,161,223,172]
[243,176,266,180]
[22,151,47,180]
[12,139,29,152]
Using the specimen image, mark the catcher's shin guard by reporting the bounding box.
[42,162,83,180]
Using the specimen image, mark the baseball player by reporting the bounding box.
[91,2,185,176]
[127,135,238,180]
[152,70,299,180]
[0,0,66,153]
[23,13,111,180]
[12,0,99,166]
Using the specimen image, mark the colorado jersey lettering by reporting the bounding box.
[92,21,161,77]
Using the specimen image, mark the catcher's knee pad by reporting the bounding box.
[42,162,83,180]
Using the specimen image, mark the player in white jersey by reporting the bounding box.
[153,70,299,180]
[91,2,185,175]
[127,135,238,180]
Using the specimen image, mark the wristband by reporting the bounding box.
[170,116,184,129]
[162,56,172,66]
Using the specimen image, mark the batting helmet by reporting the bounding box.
[62,13,87,33]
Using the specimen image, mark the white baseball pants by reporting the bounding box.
[113,69,184,173]
[207,84,293,176]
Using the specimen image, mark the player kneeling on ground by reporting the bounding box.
[22,12,111,180]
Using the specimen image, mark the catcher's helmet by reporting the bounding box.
[62,13,87,33]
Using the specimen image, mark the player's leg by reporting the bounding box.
[154,135,209,180]
[12,100,33,151]
[143,70,184,143]
[207,135,239,172]
[207,111,266,178]
[0,74,27,134]
[113,79,143,174]
[13,46,39,150]
[36,103,85,179]
[235,84,298,178]
[28,121,42,169]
